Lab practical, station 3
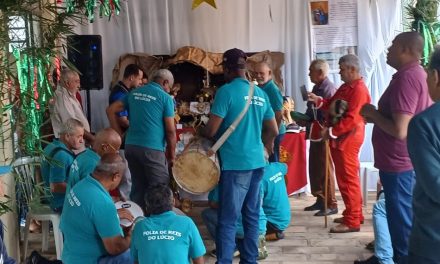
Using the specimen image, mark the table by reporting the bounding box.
[280,131,307,195]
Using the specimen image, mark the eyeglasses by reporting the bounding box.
[102,143,118,153]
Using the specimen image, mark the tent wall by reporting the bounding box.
[74,0,402,162]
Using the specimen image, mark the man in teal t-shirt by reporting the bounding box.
[260,162,291,240]
[41,118,84,212]
[254,62,285,162]
[61,153,133,264]
[67,128,121,191]
[107,69,176,210]
[202,48,278,263]
[131,184,205,264]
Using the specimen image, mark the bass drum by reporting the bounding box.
[172,137,220,195]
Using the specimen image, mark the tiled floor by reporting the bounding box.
[30,192,375,264]
[191,192,375,264]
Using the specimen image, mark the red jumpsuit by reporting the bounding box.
[317,79,371,228]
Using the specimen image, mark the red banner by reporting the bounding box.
[280,132,307,195]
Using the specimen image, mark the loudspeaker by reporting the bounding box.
[67,35,103,90]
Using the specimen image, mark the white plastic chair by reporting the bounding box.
[12,156,63,260]
[359,161,379,206]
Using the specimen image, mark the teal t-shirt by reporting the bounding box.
[41,139,63,188]
[211,78,274,170]
[261,162,291,230]
[42,140,75,210]
[68,148,100,190]
[60,176,123,264]
[122,82,175,151]
[260,79,285,135]
[131,211,206,264]
[208,186,266,237]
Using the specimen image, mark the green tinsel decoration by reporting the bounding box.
[406,0,440,65]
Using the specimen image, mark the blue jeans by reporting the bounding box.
[372,194,393,264]
[98,249,133,264]
[379,170,415,263]
[269,134,284,162]
[216,168,264,264]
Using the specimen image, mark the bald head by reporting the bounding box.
[92,128,122,156]
[254,62,273,86]
[395,32,424,59]
[388,32,424,69]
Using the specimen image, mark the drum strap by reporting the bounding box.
[209,83,255,154]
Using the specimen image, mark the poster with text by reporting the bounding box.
[309,0,358,71]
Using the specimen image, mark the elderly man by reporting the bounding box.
[61,153,133,264]
[407,46,440,264]
[50,68,94,144]
[107,69,176,209]
[68,128,122,189]
[254,62,285,162]
[361,32,432,263]
[202,48,278,263]
[41,118,84,212]
[131,184,205,264]
[303,59,337,216]
[309,54,371,233]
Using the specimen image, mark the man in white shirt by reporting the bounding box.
[50,68,95,144]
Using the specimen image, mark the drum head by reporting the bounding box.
[172,151,220,194]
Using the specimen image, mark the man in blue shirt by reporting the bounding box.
[61,153,133,264]
[254,62,285,162]
[202,48,278,263]
[109,64,144,199]
[131,184,205,264]
[107,69,176,209]
[41,118,85,212]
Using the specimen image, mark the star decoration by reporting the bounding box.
[192,0,217,10]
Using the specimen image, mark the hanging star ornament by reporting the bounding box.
[192,0,217,10]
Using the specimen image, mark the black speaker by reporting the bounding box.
[67,35,103,90]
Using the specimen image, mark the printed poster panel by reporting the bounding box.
[309,0,358,71]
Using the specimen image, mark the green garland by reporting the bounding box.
[406,0,440,65]
[0,0,124,216]
[0,0,124,156]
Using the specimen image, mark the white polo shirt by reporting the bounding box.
[50,86,90,137]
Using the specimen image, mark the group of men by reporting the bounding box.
[34,30,440,264]
[41,62,205,263]
[301,31,440,264]
[37,46,285,264]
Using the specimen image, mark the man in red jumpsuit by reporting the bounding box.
[309,54,371,233]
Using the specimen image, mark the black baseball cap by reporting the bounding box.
[223,48,247,69]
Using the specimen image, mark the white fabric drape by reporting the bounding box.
[356,0,402,161]
[74,0,402,162]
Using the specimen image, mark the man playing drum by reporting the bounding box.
[202,48,278,263]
